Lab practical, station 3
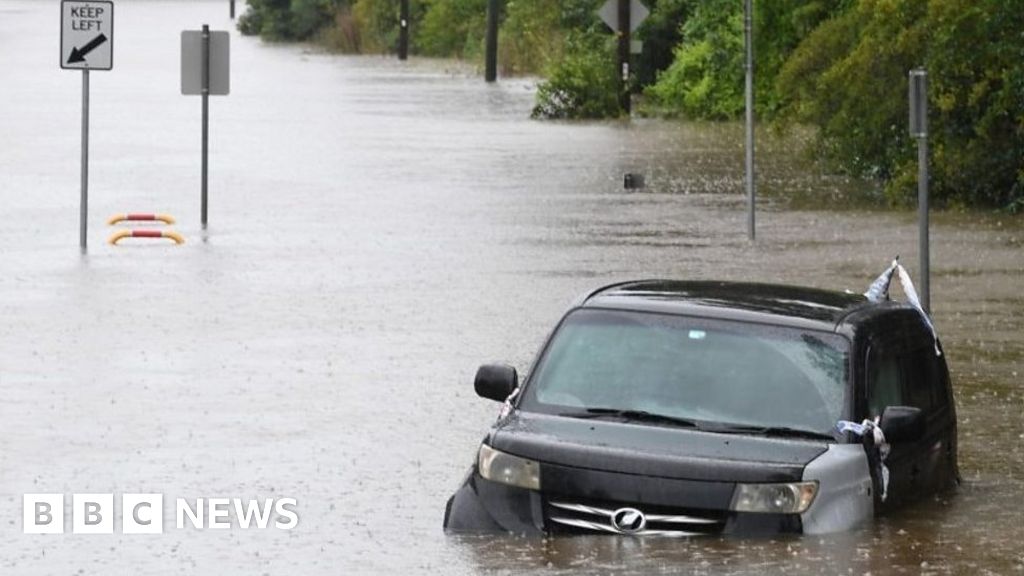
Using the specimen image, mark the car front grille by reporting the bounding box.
[544,499,726,537]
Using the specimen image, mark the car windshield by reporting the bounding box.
[519,308,849,436]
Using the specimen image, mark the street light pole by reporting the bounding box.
[909,68,930,312]
[744,0,755,241]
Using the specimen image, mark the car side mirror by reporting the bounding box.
[879,406,925,443]
[474,364,518,402]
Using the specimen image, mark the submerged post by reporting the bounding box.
[909,68,930,312]
[201,24,210,229]
[485,0,499,82]
[182,26,229,231]
[398,0,409,60]
[743,0,755,242]
[80,69,90,250]
[62,0,113,248]
[617,0,630,114]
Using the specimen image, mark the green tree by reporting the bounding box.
[777,0,1024,208]
[643,0,743,119]
[238,0,338,41]
[644,0,846,119]
[417,0,487,58]
[533,30,621,119]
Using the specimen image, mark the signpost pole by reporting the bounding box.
[62,0,112,248]
[398,0,409,60]
[485,0,499,82]
[909,69,930,312]
[80,69,90,250]
[617,0,630,114]
[919,124,929,312]
[201,24,210,229]
[230,0,235,19]
[744,0,755,242]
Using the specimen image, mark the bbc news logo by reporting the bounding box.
[24,494,298,534]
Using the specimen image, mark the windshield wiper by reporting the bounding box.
[704,424,835,441]
[559,408,701,429]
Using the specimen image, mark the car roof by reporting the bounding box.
[578,280,882,332]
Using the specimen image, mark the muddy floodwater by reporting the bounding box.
[1,1,1022,574]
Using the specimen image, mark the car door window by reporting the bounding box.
[903,349,935,413]
[867,349,903,418]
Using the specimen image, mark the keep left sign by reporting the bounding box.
[61,0,114,71]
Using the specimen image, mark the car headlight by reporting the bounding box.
[477,444,541,491]
[730,481,818,514]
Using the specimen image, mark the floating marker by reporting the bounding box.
[107,213,176,225]
[108,229,185,245]
[623,173,645,189]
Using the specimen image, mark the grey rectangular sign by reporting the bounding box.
[909,69,927,138]
[181,30,230,96]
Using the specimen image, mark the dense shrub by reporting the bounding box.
[633,0,692,87]
[777,0,1024,208]
[532,31,621,119]
[644,0,744,119]
[644,0,844,118]
[239,0,337,41]
[417,0,487,58]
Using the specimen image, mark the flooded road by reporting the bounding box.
[1,1,1022,574]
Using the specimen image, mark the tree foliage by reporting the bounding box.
[238,0,338,41]
[644,0,744,119]
[777,0,1024,208]
[644,0,845,119]
[417,0,487,58]
[532,31,621,119]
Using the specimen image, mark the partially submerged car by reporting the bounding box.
[444,275,958,536]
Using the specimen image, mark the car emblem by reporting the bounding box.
[610,507,647,534]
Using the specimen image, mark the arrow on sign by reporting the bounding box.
[67,33,107,64]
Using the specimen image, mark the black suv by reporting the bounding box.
[444,280,958,536]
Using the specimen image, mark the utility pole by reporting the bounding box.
[617,0,630,114]
[398,0,409,60]
[485,0,500,82]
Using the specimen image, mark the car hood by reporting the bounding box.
[489,411,830,483]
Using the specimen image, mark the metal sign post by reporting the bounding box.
[201,25,210,229]
[61,0,114,250]
[909,68,930,312]
[81,70,89,249]
[182,26,230,230]
[617,0,631,114]
[597,0,648,115]
[744,0,755,242]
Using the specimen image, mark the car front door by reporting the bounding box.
[864,336,932,509]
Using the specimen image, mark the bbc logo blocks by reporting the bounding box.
[22,494,64,534]
[24,494,163,534]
